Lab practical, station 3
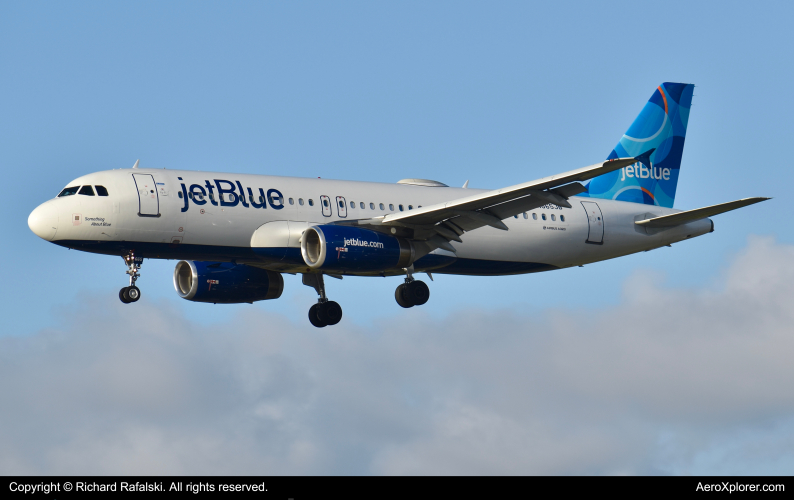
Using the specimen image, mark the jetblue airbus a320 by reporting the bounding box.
[28,83,768,327]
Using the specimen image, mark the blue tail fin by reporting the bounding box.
[581,82,694,208]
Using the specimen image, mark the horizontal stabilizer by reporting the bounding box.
[635,197,770,228]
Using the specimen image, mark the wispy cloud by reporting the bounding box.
[2,236,793,475]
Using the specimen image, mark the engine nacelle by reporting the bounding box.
[301,225,414,272]
[173,261,284,304]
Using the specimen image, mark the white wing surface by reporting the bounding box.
[338,156,643,256]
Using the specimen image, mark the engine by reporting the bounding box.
[173,261,284,304]
[301,225,414,272]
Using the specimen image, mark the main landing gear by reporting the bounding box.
[119,252,143,304]
[395,267,430,308]
[302,273,342,328]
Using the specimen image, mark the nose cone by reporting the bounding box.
[28,202,59,241]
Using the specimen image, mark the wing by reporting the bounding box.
[635,197,770,228]
[339,153,648,256]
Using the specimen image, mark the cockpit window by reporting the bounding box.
[58,186,80,197]
[78,185,95,196]
[95,185,109,196]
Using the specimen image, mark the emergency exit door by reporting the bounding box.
[336,196,347,218]
[133,174,160,217]
[581,201,604,244]
[320,195,332,217]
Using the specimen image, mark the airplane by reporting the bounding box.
[28,82,768,327]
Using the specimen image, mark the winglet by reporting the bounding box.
[462,180,469,189]
[634,148,655,169]
[132,159,140,169]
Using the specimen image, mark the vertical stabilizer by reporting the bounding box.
[581,82,694,208]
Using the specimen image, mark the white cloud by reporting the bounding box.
[2,236,793,475]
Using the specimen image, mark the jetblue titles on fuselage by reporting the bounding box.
[178,177,285,212]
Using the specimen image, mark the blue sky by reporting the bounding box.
[1,1,793,474]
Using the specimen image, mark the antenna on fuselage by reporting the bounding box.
[132,159,140,169]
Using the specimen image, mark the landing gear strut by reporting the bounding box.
[302,273,342,328]
[119,252,143,304]
[395,266,430,308]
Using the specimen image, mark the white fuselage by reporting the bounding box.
[29,168,713,276]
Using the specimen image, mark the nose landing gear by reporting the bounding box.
[395,267,430,308]
[302,273,342,328]
[119,253,143,304]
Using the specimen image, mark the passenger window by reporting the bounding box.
[532,213,537,220]
[389,204,394,211]
[260,196,265,204]
[399,204,404,211]
[551,214,556,221]
[323,199,329,207]
[408,205,413,210]
[514,215,518,219]
[541,214,546,221]
[350,201,355,208]
[78,185,95,196]
[369,202,374,209]
[560,215,565,222]
[178,191,183,198]
[58,186,80,197]
[299,198,305,206]
[189,192,194,199]
[379,203,384,210]
[95,185,109,196]
[289,198,294,205]
[308,199,314,206]
[360,202,365,209]
[523,213,528,219]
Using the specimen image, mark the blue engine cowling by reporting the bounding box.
[173,261,284,304]
[300,225,414,272]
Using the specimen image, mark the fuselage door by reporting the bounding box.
[336,196,347,218]
[581,201,604,244]
[320,195,332,217]
[133,173,160,217]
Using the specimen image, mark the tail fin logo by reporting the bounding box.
[582,82,694,208]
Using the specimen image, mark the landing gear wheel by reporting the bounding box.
[318,301,343,325]
[120,252,143,305]
[405,280,430,306]
[395,283,414,308]
[303,274,343,327]
[309,304,327,328]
